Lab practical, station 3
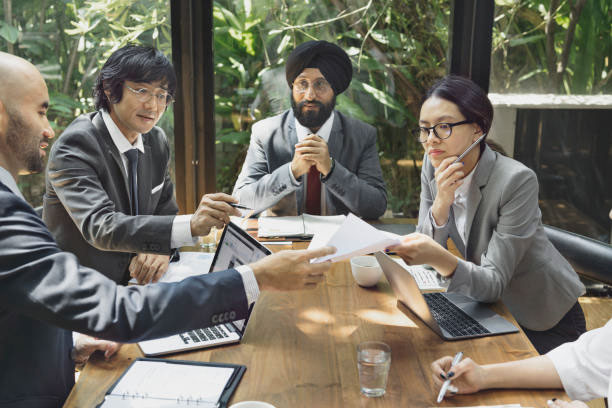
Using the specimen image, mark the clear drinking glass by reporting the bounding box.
[357,341,391,397]
[199,226,218,251]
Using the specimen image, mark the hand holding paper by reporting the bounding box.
[309,214,401,263]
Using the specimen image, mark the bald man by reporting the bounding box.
[233,40,387,218]
[0,52,334,408]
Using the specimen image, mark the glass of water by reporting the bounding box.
[357,341,391,397]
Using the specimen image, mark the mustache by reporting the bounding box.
[297,100,324,109]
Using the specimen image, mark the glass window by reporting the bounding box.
[1,0,174,207]
[489,0,611,243]
[213,0,450,218]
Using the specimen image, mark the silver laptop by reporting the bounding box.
[138,222,271,356]
[375,252,518,340]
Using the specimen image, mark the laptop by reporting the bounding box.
[374,252,518,340]
[138,222,271,356]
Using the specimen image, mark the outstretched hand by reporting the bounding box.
[250,246,336,291]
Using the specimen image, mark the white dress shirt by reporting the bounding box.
[430,162,478,246]
[547,318,612,400]
[101,111,259,304]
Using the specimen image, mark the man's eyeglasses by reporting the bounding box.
[412,120,472,143]
[293,78,332,95]
[125,85,174,107]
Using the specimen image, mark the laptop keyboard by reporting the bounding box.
[423,293,490,337]
[179,324,230,344]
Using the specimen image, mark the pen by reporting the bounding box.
[437,351,463,403]
[229,203,253,210]
[452,133,487,164]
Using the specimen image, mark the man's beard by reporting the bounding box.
[5,108,45,173]
[291,95,335,129]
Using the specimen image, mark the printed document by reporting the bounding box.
[128,252,214,284]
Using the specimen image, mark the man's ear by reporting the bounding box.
[0,98,7,138]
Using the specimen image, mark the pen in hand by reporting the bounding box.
[229,203,253,210]
[452,133,487,164]
[437,351,463,403]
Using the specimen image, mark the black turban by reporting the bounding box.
[285,40,353,95]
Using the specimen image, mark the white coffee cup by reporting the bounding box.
[350,256,382,287]
[229,402,276,408]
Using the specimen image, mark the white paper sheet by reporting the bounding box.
[310,213,401,263]
[128,252,214,284]
[101,360,233,407]
[258,214,345,238]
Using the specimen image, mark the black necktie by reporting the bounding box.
[125,149,139,215]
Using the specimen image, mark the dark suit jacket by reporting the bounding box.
[0,182,248,408]
[233,110,387,219]
[43,111,178,283]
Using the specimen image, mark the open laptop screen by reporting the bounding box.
[209,221,271,273]
[209,222,271,334]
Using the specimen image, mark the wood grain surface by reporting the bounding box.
[64,238,567,407]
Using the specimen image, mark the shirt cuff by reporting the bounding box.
[288,163,302,186]
[429,208,448,229]
[235,265,260,307]
[170,214,198,248]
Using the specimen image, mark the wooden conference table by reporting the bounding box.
[65,220,566,407]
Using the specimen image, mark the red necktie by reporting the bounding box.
[305,165,321,215]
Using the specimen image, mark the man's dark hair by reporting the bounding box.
[94,45,176,111]
[424,75,494,149]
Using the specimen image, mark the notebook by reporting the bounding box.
[375,252,518,340]
[257,214,345,239]
[97,358,245,407]
[138,222,271,356]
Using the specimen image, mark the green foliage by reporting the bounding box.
[0,0,173,206]
[491,0,611,94]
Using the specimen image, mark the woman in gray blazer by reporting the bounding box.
[389,75,585,354]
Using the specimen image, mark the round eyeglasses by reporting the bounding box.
[412,120,472,143]
[125,85,174,107]
[292,78,332,95]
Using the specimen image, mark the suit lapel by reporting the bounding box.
[326,111,344,160]
[464,146,496,253]
[92,112,132,211]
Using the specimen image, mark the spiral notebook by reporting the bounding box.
[97,358,245,407]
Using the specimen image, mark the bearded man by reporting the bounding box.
[233,40,387,218]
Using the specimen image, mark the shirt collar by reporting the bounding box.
[101,109,145,154]
[0,166,25,199]
[295,111,335,142]
[455,161,478,200]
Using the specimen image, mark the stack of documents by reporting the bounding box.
[258,214,345,239]
[309,213,402,263]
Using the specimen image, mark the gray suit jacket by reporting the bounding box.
[0,183,248,407]
[418,146,585,331]
[43,112,178,283]
[233,110,387,219]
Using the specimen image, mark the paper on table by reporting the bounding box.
[127,252,214,284]
[310,213,402,263]
[106,360,233,405]
[258,214,345,238]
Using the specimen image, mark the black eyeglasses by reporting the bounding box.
[412,120,472,143]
